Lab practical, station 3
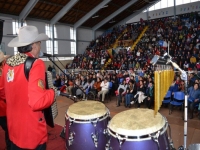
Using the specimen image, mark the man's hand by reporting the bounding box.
[194,99,199,102]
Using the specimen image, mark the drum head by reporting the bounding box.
[67,101,107,120]
[188,143,200,150]
[108,109,165,136]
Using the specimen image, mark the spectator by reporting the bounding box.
[116,80,127,107]
[97,78,109,102]
[188,83,200,119]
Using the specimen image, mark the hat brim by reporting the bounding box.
[8,33,49,47]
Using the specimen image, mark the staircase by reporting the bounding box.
[131,26,148,51]
[102,28,127,70]
[112,28,128,49]
[103,58,112,70]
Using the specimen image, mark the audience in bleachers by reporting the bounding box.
[57,12,200,119]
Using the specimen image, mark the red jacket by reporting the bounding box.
[0,67,6,117]
[0,53,54,149]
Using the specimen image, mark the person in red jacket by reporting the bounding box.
[0,51,11,150]
[0,26,55,150]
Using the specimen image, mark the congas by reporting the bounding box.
[65,101,110,150]
[106,109,170,150]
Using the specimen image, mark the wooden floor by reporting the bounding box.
[55,95,200,149]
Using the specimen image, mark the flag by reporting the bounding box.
[159,40,163,46]
[159,40,167,47]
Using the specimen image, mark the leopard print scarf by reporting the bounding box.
[6,53,27,67]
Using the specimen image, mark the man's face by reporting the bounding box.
[32,41,41,58]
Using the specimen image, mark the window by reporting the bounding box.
[154,1,161,10]
[191,0,199,2]
[176,0,183,5]
[70,27,76,55]
[149,5,154,11]
[71,42,76,54]
[70,27,74,40]
[45,24,58,55]
[12,20,27,55]
[161,0,167,9]
[183,0,191,4]
[168,0,174,7]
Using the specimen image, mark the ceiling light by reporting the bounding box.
[92,15,99,19]
[109,20,116,23]
[102,5,108,8]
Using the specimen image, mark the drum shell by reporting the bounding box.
[65,114,109,150]
[108,131,170,150]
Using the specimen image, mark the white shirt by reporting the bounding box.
[100,81,109,91]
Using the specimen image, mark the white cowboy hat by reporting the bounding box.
[0,51,10,63]
[8,26,49,47]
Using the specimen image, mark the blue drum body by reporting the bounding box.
[65,102,110,150]
[106,109,171,150]
[107,122,170,150]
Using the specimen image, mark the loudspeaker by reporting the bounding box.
[0,20,4,44]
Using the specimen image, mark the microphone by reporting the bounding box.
[39,51,53,57]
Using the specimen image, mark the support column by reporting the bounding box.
[146,8,149,21]
[20,20,23,27]
[92,30,96,40]
[174,0,176,19]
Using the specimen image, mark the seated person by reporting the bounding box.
[97,78,109,102]
[82,80,92,100]
[54,74,61,88]
[116,79,127,107]
[188,83,200,119]
[145,81,154,109]
[75,76,87,98]
[125,80,137,108]
[132,80,146,108]
[92,77,102,95]
[66,79,74,95]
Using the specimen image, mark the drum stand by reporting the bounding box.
[167,60,188,150]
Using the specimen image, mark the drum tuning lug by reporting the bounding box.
[103,129,108,134]
[91,118,99,127]
[151,131,160,149]
[91,132,99,148]
[68,132,75,146]
[105,145,113,150]
[69,118,74,126]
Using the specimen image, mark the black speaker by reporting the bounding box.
[0,20,4,44]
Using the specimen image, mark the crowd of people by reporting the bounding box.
[53,12,200,120]
[70,12,200,72]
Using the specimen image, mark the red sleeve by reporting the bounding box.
[0,68,5,100]
[28,59,55,111]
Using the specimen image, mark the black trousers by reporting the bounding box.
[10,141,46,150]
[145,96,154,109]
[0,116,11,149]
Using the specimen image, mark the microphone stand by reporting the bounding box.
[47,56,86,99]
[54,56,75,79]
[167,60,188,150]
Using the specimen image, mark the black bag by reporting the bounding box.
[119,88,124,94]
